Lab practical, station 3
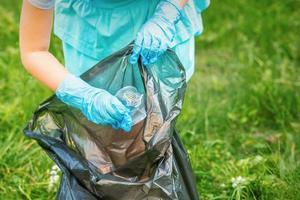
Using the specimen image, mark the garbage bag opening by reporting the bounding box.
[24,44,199,200]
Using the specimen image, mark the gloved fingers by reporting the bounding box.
[130,45,142,65]
[81,102,106,125]
[98,112,122,130]
[96,95,132,132]
[107,100,129,121]
[80,95,132,133]
[87,102,119,127]
[130,32,143,64]
[77,90,130,131]
[111,98,133,132]
[158,41,168,58]
[120,113,133,132]
[140,33,152,66]
[111,121,121,129]
[141,50,150,66]
[110,104,132,132]
[148,37,161,65]
[88,94,120,124]
[101,118,115,126]
[111,116,132,132]
[94,108,117,126]
[86,109,113,126]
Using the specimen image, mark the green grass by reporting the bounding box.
[0,0,299,199]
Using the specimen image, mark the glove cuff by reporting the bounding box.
[164,0,182,12]
[55,74,97,110]
[154,0,182,24]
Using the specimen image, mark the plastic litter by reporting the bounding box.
[116,86,146,126]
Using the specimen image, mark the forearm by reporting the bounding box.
[20,0,67,91]
[21,51,68,91]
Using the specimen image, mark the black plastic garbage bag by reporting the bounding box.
[24,44,199,200]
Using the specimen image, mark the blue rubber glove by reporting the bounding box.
[130,0,182,66]
[56,74,132,132]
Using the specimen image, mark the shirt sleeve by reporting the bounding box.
[194,0,210,13]
[28,0,55,9]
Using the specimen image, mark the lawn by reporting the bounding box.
[0,0,299,199]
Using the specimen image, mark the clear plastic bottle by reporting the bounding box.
[116,86,146,125]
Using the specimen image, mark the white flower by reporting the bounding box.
[254,155,263,162]
[48,164,61,190]
[231,176,247,188]
[238,158,250,166]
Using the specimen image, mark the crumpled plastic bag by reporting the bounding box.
[24,44,199,200]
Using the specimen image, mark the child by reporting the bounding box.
[20,0,209,131]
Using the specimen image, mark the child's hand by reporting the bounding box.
[55,74,132,132]
[130,0,182,66]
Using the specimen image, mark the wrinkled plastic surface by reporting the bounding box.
[24,44,199,200]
